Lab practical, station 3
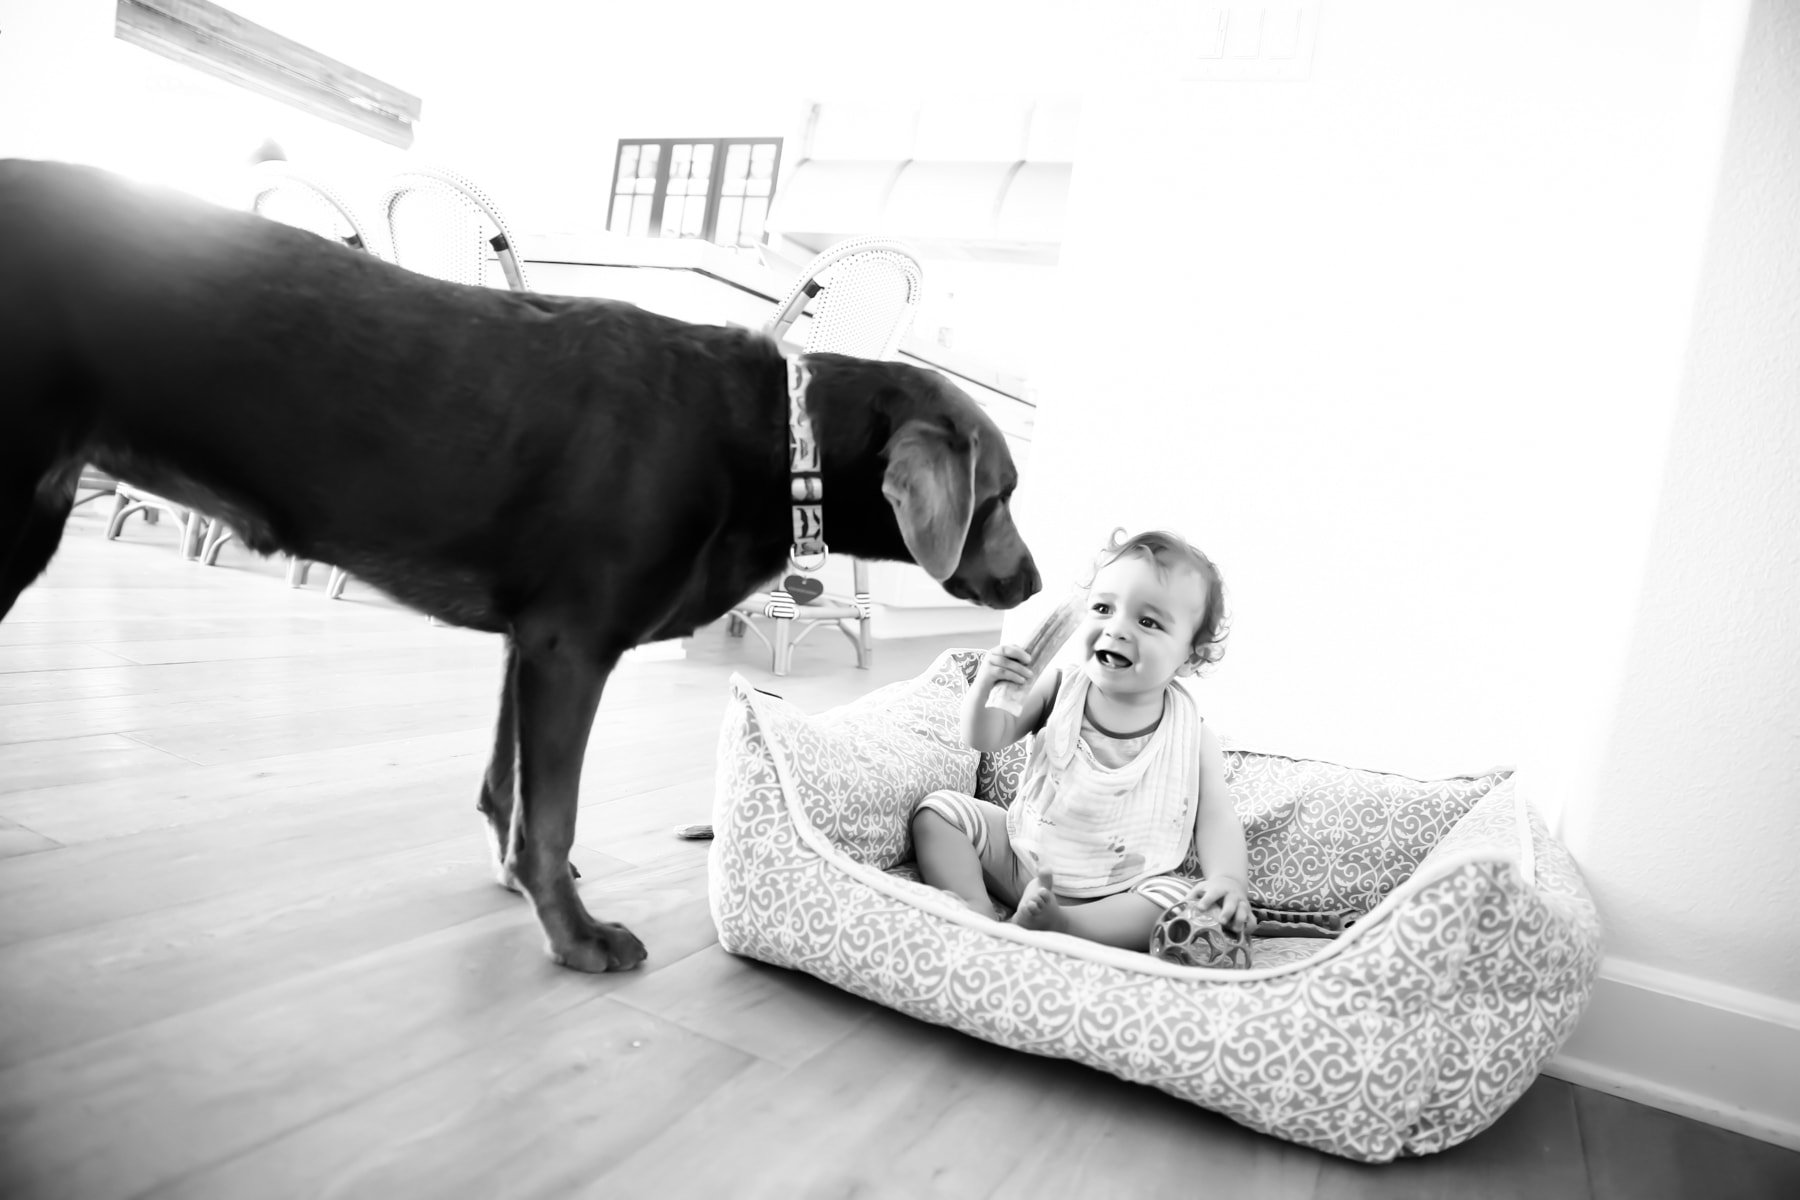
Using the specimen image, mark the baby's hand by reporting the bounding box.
[975,644,1034,695]
[1184,875,1256,936]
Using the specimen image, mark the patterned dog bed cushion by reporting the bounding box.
[977,734,1514,919]
[717,658,978,870]
[709,650,1603,1162]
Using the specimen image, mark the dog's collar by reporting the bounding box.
[786,357,826,571]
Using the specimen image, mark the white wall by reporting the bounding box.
[1016,0,1748,780]
[1574,0,1800,1004]
[1013,0,1797,1137]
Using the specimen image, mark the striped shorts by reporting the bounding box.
[912,789,1196,912]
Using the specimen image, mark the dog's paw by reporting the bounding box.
[550,920,647,973]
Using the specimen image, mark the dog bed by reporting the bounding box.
[708,650,1602,1162]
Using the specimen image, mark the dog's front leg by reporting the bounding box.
[480,638,583,893]
[477,638,522,888]
[504,624,647,973]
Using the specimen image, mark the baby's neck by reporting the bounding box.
[1084,682,1169,733]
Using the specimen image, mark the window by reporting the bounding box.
[608,139,782,250]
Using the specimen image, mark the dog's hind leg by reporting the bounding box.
[0,463,77,621]
[503,619,647,973]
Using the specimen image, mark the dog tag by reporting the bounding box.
[783,574,824,605]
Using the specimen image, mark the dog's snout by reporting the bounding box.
[1019,559,1042,603]
[986,558,1040,609]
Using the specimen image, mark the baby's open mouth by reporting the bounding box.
[1095,649,1133,669]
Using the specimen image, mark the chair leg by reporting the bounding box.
[106,494,137,540]
[181,512,205,560]
[856,613,873,669]
[326,567,349,600]
[286,557,312,587]
[200,520,234,566]
[727,612,747,638]
[772,616,792,676]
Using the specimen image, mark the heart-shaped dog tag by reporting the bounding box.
[783,574,824,605]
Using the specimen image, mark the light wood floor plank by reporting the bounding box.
[0,641,501,706]
[608,945,879,1071]
[1574,1086,1800,1199]
[595,1001,1327,1199]
[1311,1077,1592,1198]
[0,815,59,859]
[0,729,484,845]
[0,732,194,791]
[0,663,494,746]
[0,757,493,947]
[149,997,761,1200]
[0,642,137,673]
[0,829,647,1070]
[0,857,719,1200]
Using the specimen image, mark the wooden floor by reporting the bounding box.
[3,508,1798,1200]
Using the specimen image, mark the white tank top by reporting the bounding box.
[1005,669,1202,897]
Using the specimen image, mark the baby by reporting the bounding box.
[911,529,1254,949]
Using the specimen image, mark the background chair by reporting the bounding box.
[727,237,925,675]
[105,485,207,559]
[190,162,381,585]
[307,166,534,604]
[73,468,117,511]
[377,164,531,292]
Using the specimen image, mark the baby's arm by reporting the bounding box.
[962,651,1057,752]
[1187,723,1255,931]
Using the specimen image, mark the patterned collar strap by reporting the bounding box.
[787,357,827,571]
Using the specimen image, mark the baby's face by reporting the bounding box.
[1077,554,1207,700]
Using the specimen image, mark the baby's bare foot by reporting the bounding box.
[1010,870,1068,933]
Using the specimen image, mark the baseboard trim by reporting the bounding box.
[1544,957,1800,1151]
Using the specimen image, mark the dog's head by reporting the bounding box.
[806,355,1039,609]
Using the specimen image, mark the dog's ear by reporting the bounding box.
[881,419,976,581]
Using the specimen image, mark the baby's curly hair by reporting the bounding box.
[1088,528,1229,671]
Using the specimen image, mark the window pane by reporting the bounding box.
[609,193,632,233]
[723,143,750,183]
[741,197,766,244]
[670,143,692,179]
[716,196,742,246]
[681,192,704,237]
[629,195,651,238]
[693,142,715,175]
[749,143,776,179]
[617,144,638,179]
[660,194,684,237]
[638,143,661,180]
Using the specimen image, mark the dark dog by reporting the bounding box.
[0,160,1040,972]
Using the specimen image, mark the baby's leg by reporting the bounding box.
[911,791,1008,917]
[1013,872,1164,949]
